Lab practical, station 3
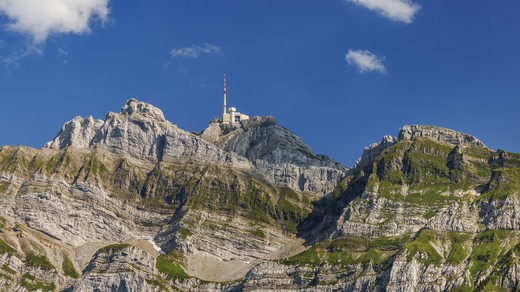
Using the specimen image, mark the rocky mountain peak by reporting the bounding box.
[354,135,398,170]
[398,125,488,148]
[120,98,166,121]
[353,125,489,171]
[200,115,346,193]
[45,98,251,167]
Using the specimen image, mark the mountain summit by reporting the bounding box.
[0,98,518,291]
[45,98,346,194]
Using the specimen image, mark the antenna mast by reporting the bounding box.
[223,74,227,115]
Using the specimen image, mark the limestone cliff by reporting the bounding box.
[45,98,251,168]
[200,116,346,194]
[0,99,519,291]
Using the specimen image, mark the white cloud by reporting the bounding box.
[57,48,68,57]
[2,44,42,68]
[0,0,110,43]
[169,44,221,59]
[347,0,420,23]
[345,49,386,73]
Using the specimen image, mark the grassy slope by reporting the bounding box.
[283,139,520,289]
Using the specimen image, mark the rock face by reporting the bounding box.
[329,125,507,239]
[45,98,251,168]
[45,116,104,149]
[354,135,397,171]
[200,116,346,194]
[46,99,345,194]
[0,98,519,291]
[71,245,161,292]
[398,125,488,149]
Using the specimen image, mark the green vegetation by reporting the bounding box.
[0,148,30,175]
[328,236,369,252]
[478,168,520,201]
[156,251,189,280]
[178,227,193,239]
[463,146,493,161]
[405,230,472,267]
[25,251,55,270]
[97,243,131,254]
[2,263,15,274]
[404,231,443,266]
[248,228,266,239]
[279,187,300,201]
[281,245,323,266]
[355,249,387,265]
[281,235,408,267]
[20,273,55,291]
[185,166,310,233]
[87,155,108,177]
[269,227,510,291]
[0,181,9,193]
[446,233,472,265]
[62,255,79,278]
[423,209,437,219]
[370,235,411,250]
[0,239,16,256]
[469,230,514,279]
[370,138,503,207]
[44,151,77,175]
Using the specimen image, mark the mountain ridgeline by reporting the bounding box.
[0,98,518,291]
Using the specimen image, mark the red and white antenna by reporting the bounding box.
[223,74,227,115]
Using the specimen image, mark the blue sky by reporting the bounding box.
[0,0,519,166]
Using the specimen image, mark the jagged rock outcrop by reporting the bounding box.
[45,99,346,194]
[354,135,397,170]
[1,98,520,291]
[45,116,104,149]
[354,124,489,172]
[329,125,512,239]
[398,125,488,149]
[45,98,251,168]
[0,99,325,290]
[200,116,346,194]
[70,245,163,292]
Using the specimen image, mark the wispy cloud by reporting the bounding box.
[347,0,420,23]
[169,44,221,59]
[2,44,42,71]
[0,0,111,43]
[57,47,69,64]
[57,48,68,57]
[345,49,386,73]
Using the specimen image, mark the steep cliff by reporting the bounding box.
[0,100,519,291]
[200,116,346,195]
[45,98,251,168]
[239,125,520,291]
[0,99,332,289]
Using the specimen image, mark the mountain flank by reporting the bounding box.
[0,98,518,291]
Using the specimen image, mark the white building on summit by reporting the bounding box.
[221,74,249,124]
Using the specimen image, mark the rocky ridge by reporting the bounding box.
[248,124,520,291]
[45,98,251,168]
[0,99,347,290]
[0,99,518,291]
[200,116,346,194]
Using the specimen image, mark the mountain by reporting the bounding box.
[0,99,518,291]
